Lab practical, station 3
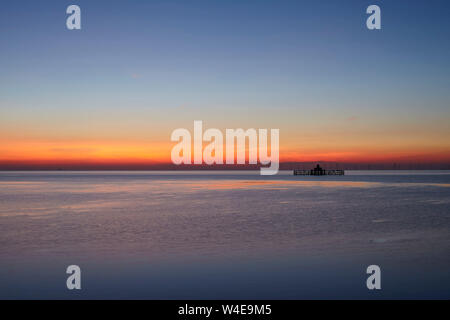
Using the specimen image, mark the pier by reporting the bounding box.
[293,164,344,176]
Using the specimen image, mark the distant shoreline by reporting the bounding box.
[0,162,449,171]
[1,170,450,175]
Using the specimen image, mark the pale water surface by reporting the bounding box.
[0,171,449,299]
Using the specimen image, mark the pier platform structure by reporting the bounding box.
[293,164,344,176]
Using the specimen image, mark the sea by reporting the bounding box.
[0,170,449,299]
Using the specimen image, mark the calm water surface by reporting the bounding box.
[0,171,449,299]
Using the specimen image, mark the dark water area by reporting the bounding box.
[0,171,449,299]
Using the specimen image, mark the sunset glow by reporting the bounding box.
[1,0,449,169]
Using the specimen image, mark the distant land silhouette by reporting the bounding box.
[0,161,449,170]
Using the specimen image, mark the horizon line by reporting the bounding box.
[0,161,449,171]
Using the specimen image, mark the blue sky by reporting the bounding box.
[1,0,449,164]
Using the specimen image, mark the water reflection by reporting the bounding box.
[0,172,449,298]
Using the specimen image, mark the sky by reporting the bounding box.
[1,0,450,168]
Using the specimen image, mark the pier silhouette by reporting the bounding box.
[293,164,344,176]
